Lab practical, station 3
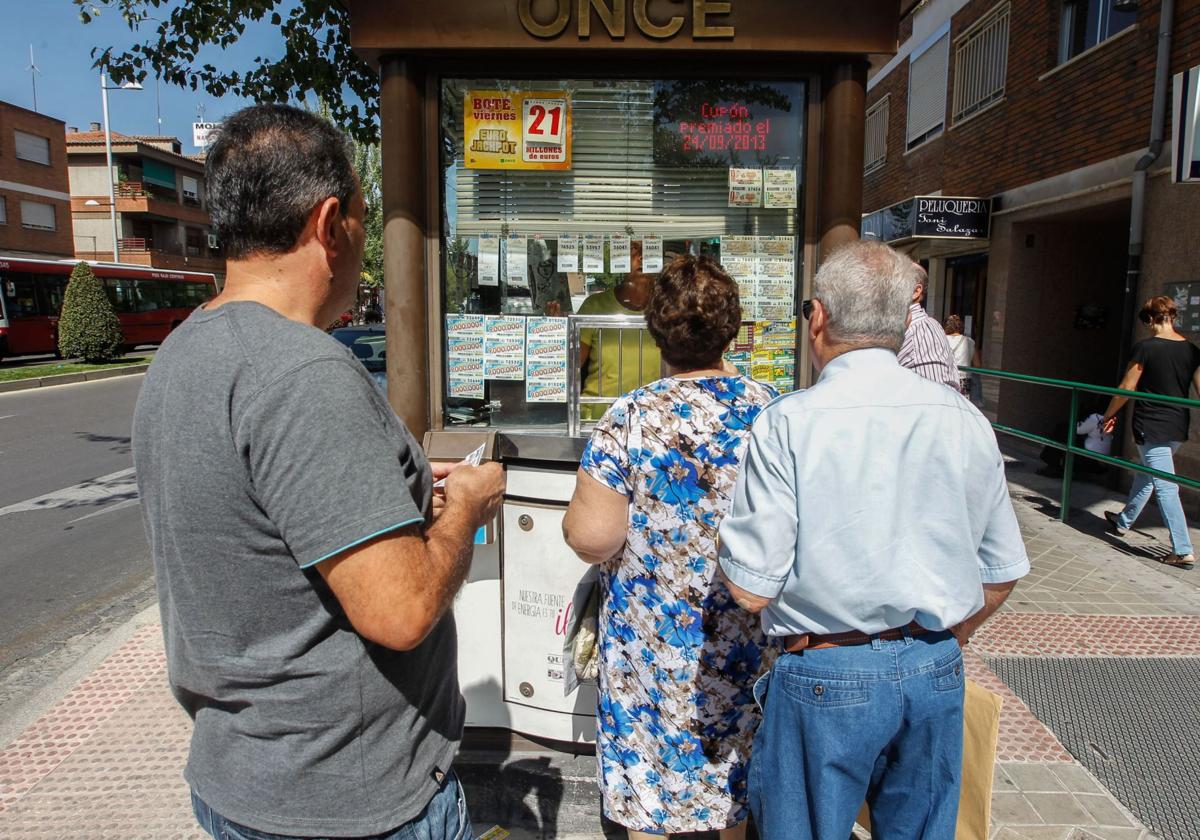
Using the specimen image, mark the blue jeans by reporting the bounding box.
[191,770,473,840]
[748,631,964,840]
[1116,441,1194,555]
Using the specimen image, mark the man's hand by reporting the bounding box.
[951,580,1018,648]
[443,462,505,527]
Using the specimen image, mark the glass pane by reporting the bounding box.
[439,77,806,429]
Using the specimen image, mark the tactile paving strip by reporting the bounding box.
[974,614,1200,657]
[964,650,1072,763]
[989,656,1200,840]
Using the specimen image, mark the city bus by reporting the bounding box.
[0,257,217,361]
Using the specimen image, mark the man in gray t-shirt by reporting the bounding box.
[133,105,504,839]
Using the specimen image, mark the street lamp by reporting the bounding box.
[100,73,142,263]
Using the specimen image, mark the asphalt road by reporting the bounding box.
[0,375,155,710]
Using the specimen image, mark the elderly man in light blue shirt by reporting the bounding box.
[718,240,1028,840]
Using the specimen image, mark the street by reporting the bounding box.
[0,375,153,710]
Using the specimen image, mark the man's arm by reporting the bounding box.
[951,580,1016,647]
[316,463,505,651]
[719,568,774,613]
[563,469,629,564]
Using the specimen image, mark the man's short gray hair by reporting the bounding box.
[812,240,916,353]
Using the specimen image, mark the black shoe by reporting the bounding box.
[1104,510,1128,536]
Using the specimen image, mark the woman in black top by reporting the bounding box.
[1101,296,1200,569]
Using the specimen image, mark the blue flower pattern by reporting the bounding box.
[580,376,777,834]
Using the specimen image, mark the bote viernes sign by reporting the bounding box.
[465,90,572,170]
[912,196,991,240]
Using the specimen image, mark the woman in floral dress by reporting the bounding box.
[564,255,776,839]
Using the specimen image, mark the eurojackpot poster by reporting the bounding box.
[465,90,572,170]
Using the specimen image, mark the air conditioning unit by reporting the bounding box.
[206,233,219,249]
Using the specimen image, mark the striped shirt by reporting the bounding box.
[897,303,960,390]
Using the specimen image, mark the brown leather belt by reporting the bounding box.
[783,622,929,653]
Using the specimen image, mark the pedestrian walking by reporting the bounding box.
[896,263,960,390]
[1102,295,1200,570]
[132,104,505,840]
[563,255,776,839]
[944,313,980,396]
[717,241,1029,840]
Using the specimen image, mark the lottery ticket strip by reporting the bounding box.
[2,441,1197,839]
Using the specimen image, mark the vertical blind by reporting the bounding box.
[907,31,950,146]
[448,80,802,240]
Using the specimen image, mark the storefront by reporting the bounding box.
[343,0,901,743]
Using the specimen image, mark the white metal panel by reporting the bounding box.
[505,465,579,502]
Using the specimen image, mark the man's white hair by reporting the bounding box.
[812,240,916,353]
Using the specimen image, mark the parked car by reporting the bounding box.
[331,326,387,392]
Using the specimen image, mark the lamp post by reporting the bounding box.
[100,72,142,263]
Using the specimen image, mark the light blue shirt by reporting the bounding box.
[718,348,1029,637]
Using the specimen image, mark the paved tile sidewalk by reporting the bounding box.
[0,451,1194,839]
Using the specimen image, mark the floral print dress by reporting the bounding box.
[580,375,777,834]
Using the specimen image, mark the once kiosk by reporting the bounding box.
[341,0,902,744]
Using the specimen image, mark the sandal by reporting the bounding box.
[1160,554,1196,570]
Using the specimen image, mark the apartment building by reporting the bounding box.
[0,101,73,259]
[66,125,223,278]
[862,0,1200,473]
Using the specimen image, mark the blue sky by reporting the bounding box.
[0,1,291,154]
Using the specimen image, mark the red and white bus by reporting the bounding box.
[0,257,217,362]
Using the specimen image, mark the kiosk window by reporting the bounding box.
[439,77,807,430]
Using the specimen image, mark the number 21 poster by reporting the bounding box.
[465,90,572,170]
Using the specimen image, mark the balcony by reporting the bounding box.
[108,181,210,224]
[117,238,224,274]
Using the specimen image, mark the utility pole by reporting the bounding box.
[27,46,41,112]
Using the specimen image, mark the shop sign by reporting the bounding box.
[518,0,734,41]
[913,197,991,239]
[192,122,222,148]
[862,195,991,243]
[465,90,572,170]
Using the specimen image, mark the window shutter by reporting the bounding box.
[20,201,56,231]
[864,97,889,172]
[182,176,199,199]
[0,197,6,224]
[14,131,51,165]
[907,32,950,146]
[452,82,803,239]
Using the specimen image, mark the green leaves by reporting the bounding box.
[58,263,124,364]
[71,0,380,143]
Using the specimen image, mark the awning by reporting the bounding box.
[862,195,991,244]
[142,158,177,189]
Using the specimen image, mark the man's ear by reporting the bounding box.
[313,195,343,259]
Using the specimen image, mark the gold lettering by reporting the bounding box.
[692,0,734,38]
[633,0,685,38]
[519,0,570,38]
[578,0,626,38]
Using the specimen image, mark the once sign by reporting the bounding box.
[519,0,735,40]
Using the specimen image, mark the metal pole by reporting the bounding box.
[1060,389,1079,523]
[101,73,120,263]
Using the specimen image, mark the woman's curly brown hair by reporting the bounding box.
[644,255,742,370]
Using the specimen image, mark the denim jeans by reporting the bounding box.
[191,769,473,840]
[1116,441,1194,555]
[748,631,964,840]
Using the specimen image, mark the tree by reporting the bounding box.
[72,1,378,143]
[355,138,383,286]
[58,262,124,363]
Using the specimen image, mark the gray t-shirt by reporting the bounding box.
[132,301,464,836]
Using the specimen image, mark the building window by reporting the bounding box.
[1058,0,1136,64]
[0,196,6,225]
[953,3,1010,124]
[907,26,950,151]
[181,175,200,206]
[864,96,889,173]
[20,200,56,231]
[14,130,51,165]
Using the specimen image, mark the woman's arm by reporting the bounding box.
[563,469,630,565]
[1102,361,1144,433]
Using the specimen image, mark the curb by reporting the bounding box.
[0,363,149,394]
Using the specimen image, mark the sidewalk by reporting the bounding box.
[1,444,1196,839]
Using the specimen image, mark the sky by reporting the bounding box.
[0,1,291,155]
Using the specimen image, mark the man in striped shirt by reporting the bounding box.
[896,262,960,389]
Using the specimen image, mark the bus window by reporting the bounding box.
[3,272,42,317]
[39,276,68,316]
[135,279,164,311]
[104,278,137,313]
